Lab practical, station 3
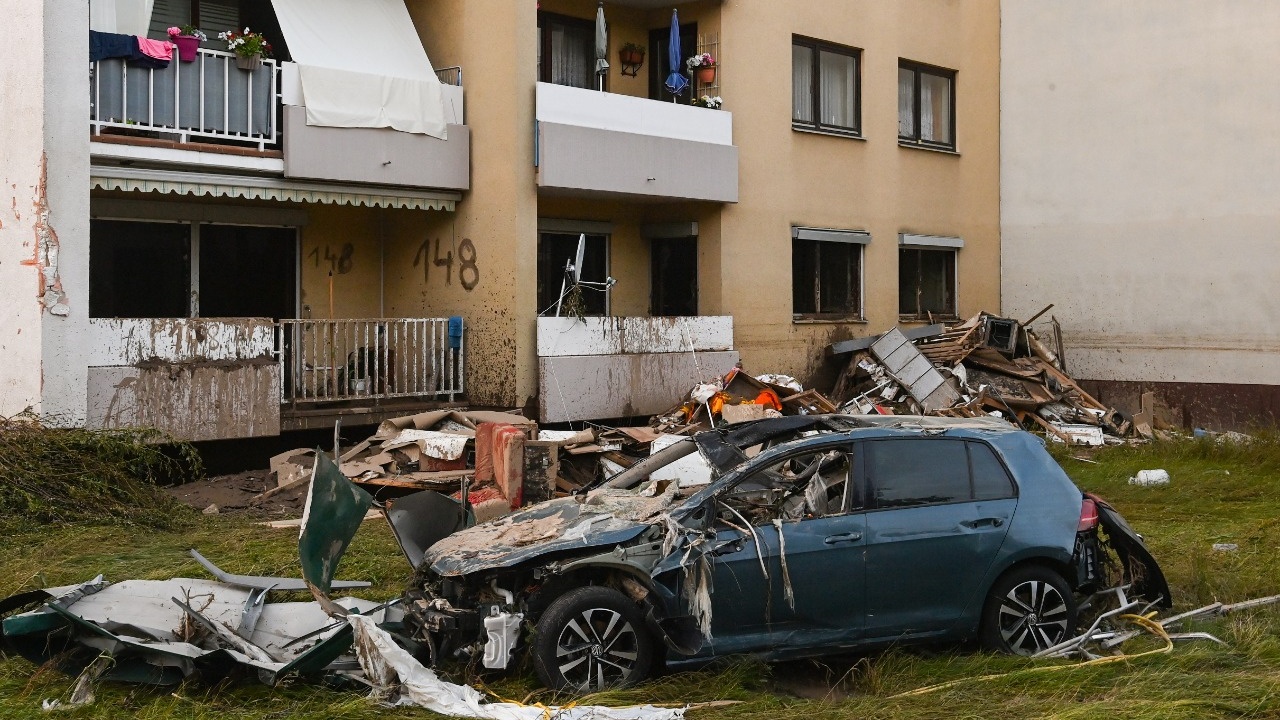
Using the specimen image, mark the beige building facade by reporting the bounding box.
[1001,0,1280,429]
[1,0,1000,436]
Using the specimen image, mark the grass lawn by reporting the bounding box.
[2,436,1280,719]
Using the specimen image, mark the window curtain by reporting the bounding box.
[898,68,915,137]
[819,50,855,128]
[792,45,813,123]
[270,0,447,138]
[549,22,591,88]
[90,0,156,36]
[922,73,951,143]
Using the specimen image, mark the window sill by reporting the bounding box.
[793,125,866,142]
[898,141,960,156]
[793,315,868,325]
[898,314,960,324]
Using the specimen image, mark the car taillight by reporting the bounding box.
[1078,497,1099,532]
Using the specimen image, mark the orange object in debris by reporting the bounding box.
[474,423,497,483]
[754,389,782,411]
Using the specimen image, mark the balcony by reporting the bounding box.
[535,82,738,203]
[89,50,469,192]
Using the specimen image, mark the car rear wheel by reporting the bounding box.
[532,586,654,692]
[980,566,1077,656]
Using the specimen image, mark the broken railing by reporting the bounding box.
[90,47,279,149]
[277,318,463,404]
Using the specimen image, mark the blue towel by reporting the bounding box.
[89,30,133,62]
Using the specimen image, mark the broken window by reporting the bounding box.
[720,446,853,526]
[792,36,861,136]
[538,11,597,89]
[537,232,609,316]
[792,229,864,320]
[198,224,297,319]
[651,237,698,317]
[898,246,956,319]
[89,219,191,319]
[898,61,956,150]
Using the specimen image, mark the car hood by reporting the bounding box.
[422,485,683,577]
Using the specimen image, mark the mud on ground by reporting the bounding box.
[165,470,308,519]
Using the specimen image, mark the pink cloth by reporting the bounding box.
[136,37,174,61]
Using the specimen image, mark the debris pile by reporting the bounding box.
[827,309,1148,445]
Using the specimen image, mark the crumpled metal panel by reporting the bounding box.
[299,451,373,595]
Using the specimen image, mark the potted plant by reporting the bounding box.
[619,41,645,66]
[686,52,717,83]
[167,25,206,62]
[694,95,723,109]
[218,27,272,70]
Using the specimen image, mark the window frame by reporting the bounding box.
[536,230,612,317]
[718,442,861,523]
[791,36,862,138]
[898,245,958,321]
[897,59,957,151]
[537,10,602,90]
[792,228,866,323]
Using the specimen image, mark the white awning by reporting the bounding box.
[270,0,448,139]
[91,167,458,211]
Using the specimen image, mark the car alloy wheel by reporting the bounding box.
[532,586,655,692]
[981,566,1077,656]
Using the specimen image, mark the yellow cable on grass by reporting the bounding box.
[889,613,1174,699]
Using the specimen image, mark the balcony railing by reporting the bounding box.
[278,318,464,404]
[91,47,280,150]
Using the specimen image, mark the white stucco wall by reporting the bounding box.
[1001,0,1280,386]
[0,0,49,416]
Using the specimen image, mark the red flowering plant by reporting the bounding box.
[218,28,272,58]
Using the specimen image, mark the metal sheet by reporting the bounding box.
[538,350,740,423]
[299,452,373,594]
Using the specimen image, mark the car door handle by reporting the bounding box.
[824,532,863,545]
[961,518,1005,529]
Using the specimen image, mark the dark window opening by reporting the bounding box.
[651,237,698,317]
[198,224,296,319]
[538,232,608,316]
[898,247,956,319]
[538,11,598,89]
[90,219,190,319]
[792,36,861,135]
[898,60,956,149]
[647,22,697,101]
[868,439,970,509]
[793,238,862,319]
[721,446,854,525]
[969,442,1017,501]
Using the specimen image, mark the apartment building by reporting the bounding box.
[1001,1,1279,429]
[1,0,1000,439]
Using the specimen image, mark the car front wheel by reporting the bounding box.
[532,586,655,692]
[980,566,1077,656]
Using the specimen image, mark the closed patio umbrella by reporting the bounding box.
[664,9,689,97]
[595,1,609,90]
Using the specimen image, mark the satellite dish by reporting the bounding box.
[572,233,586,284]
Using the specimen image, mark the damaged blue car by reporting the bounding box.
[383,415,1169,692]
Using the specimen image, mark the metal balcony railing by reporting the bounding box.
[91,47,280,150]
[277,318,464,404]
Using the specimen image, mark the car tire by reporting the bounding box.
[532,586,654,692]
[980,566,1077,656]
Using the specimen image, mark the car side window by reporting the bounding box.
[867,439,969,509]
[719,446,852,525]
[969,441,1016,500]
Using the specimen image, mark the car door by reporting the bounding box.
[862,438,1017,639]
[703,443,867,656]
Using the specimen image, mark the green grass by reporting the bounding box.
[3,435,1280,718]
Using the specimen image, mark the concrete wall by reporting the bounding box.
[0,0,48,416]
[1001,1,1280,426]
[721,0,1001,386]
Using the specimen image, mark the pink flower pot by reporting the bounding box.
[174,35,199,62]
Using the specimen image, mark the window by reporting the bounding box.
[537,232,609,316]
[792,37,860,135]
[650,237,698,317]
[90,220,190,319]
[148,0,288,57]
[969,442,1016,501]
[792,228,865,320]
[538,12,597,89]
[898,61,955,149]
[899,246,957,320]
[721,446,854,524]
[867,439,969,509]
[647,22,697,101]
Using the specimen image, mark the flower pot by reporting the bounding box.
[619,49,644,65]
[696,66,716,84]
[173,35,199,62]
[236,53,263,71]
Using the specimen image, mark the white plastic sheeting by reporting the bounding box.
[348,615,685,720]
[90,0,155,36]
[270,0,447,138]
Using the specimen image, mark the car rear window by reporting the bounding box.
[969,441,1016,500]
